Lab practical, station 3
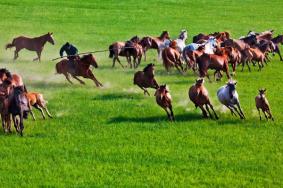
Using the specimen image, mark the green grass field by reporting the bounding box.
[0,0,283,187]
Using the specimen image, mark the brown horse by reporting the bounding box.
[161,45,184,74]
[109,36,141,68]
[0,79,13,133]
[124,36,143,68]
[155,84,174,121]
[271,35,283,61]
[140,31,170,59]
[6,32,55,61]
[197,47,232,81]
[189,78,218,119]
[56,54,103,87]
[133,63,159,95]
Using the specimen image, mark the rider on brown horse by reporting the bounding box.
[59,42,79,72]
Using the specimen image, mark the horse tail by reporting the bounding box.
[5,39,15,49]
[55,62,62,74]
[109,44,114,58]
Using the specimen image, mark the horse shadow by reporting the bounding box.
[92,92,144,101]
[27,81,72,90]
[107,113,203,124]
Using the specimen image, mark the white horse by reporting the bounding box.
[158,29,188,59]
[217,80,245,119]
[174,29,188,53]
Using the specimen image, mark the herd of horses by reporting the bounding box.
[1,29,280,135]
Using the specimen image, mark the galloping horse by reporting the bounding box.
[56,54,103,87]
[193,31,230,43]
[271,34,283,61]
[6,32,55,61]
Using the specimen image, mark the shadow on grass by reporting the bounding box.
[93,92,144,101]
[108,113,204,124]
[28,81,72,90]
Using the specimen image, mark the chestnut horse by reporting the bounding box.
[197,47,233,81]
[56,54,103,87]
[161,45,184,74]
[124,36,143,68]
[6,32,55,61]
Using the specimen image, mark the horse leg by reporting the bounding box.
[208,103,218,120]
[30,110,36,121]
[1,114,6,133]
[138,86,150,96]
[6,115,11,133]
[257,107,262,120]
[236,102,245,119]
[266,109,274,121]
[72,75,85,85]
[12,115,19,133]
[163,107,172,121]
[226,105,237,117]
[276,47,283,61]
[87,71,103,87]
[263,110,268,120]
[257,61,262,71]
[33,51,41,62]
[116,57,124,68]
[19,112,24,136]
[14,48,20,60]
[169,105,175,121]
[34,104,46,119]
[63,73,73,84]
[43,106,53,118]
[205,104,213,119]
[199,105,208,118]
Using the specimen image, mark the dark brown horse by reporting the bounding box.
[133,63,159,95]
[56,54,103,87]
[124,36,143,68]
[0,68,26,91]
[197,47,233,81]
[271,35,283,61]
[161,45,184,74]
[6,32,55,61]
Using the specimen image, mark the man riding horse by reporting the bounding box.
[59,42,79,72]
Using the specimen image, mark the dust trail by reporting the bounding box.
[123,87,140,94]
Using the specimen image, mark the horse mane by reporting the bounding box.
[159,31,168,39]
[0,68,12,78]
[143,63,154,72]
[80,54,91,62]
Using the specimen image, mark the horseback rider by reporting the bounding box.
[59,42,79,71]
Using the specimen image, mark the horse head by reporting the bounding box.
[0,68,12,82]
[258,88,266,98]
[81,54,98,68]
[179,29,188,41]
[195,78,204,86]
[143,63,155,76]
[47,32,55,45]
[160,31,170,40]
[140,37,152,49]
[226,80,237,99]
[130,36,140,43]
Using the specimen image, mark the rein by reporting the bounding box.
[51,46,135,61]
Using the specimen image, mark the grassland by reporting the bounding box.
[0,0,283,187]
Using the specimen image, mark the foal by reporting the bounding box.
[133,63,159,95]
[255,89,274,121]
[25,92,53,120]
[155,85,174,121]
[188,78,218,119]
